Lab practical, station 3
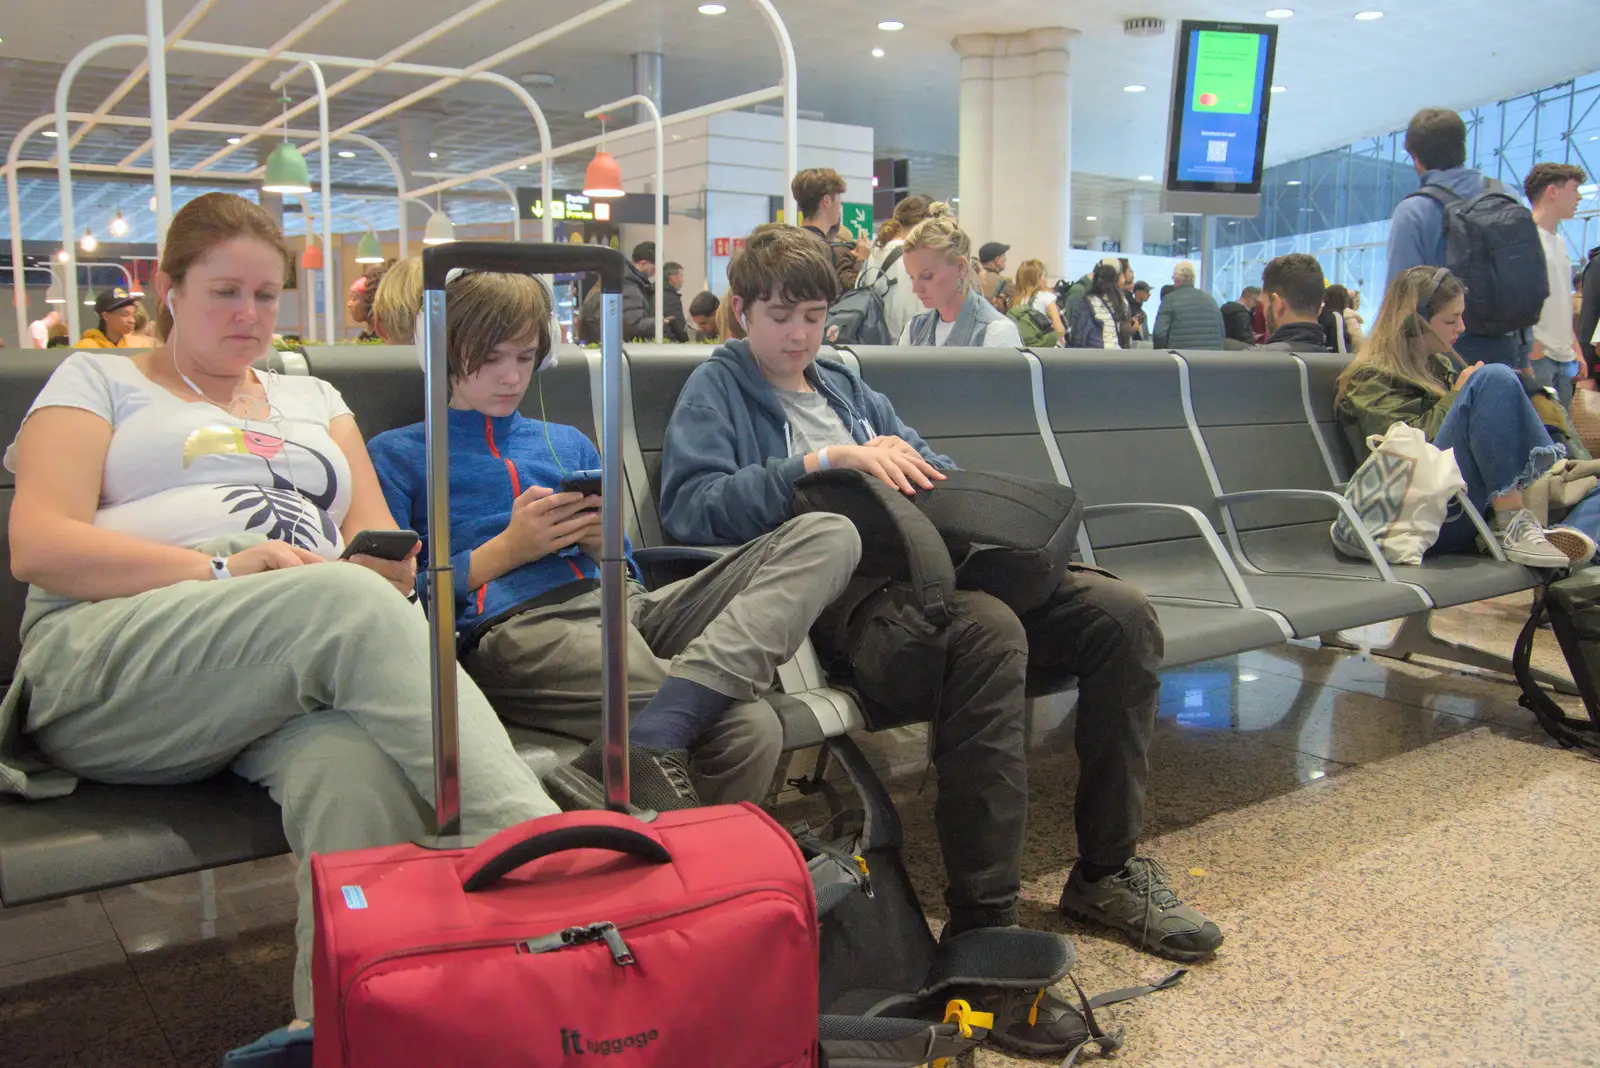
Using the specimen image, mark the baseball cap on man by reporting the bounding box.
[95,287,139,315]
[978,242,1010,264]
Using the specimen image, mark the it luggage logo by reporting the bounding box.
[560,1026,661,1056]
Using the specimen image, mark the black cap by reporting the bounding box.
[94,287,139,315]
[1132,280,1151,294]
[978,242,1010,264]
[630,241,657,265]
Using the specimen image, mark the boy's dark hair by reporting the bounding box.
[726,223,841,310]
[445,271,550,380]
[631,241,656,265]
[689,290,720,317]
[1404,108,1468,172]
[1523,162,1587,205]
[1240,286,1261,301]
[1261,253,1325,318]
[791,168,847,219]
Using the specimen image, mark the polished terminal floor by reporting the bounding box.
[3,592,1596,1067]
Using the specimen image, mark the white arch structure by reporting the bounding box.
[8,0,798,341]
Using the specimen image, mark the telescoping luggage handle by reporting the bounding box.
[420,242,631,833]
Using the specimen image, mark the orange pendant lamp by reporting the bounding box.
[301,239,324,272]
[583,115,625,198]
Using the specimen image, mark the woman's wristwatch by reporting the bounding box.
[209,556,233,581]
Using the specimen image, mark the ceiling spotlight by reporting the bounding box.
[337,150,355,158]
[1270,85,1287,93]
[518,164,528,169]
[1353,10,1383,19]
[697,2,726,12]
[877,20,904,31]
[1137,175,1155,181]
[227,137,241,144]
[1286,179,1302,186]
[1265,8,1294,17]
[1123,84,1146,93]
[871,47,885,58]
[41,130,59,138]
[108,210,128,237]
[149,195,158,211]
[1085,216,1097,221]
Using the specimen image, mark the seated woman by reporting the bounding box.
[896,204,1023,348]
[1065,262,1129,350]
[77,287,144,348]
[0,193,558,1035]
[1335,265,1599,567]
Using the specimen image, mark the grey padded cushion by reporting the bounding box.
[300,345,426,438]
[1148,600,1288,668]
[0,350,71,459]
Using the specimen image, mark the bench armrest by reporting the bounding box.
[1080,502,1257,610]
[1452,489,1506,561]
[1214,488,1397,583]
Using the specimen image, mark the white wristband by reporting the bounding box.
[210,556,233,581]
[817,447,831,471]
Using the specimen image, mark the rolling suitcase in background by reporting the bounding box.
[309,243,821,1068]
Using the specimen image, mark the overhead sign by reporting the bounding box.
[517,188,668,225]
[841,202,874,242]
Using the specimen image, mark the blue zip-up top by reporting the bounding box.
[368,407,635,636]
[659,339,955,545]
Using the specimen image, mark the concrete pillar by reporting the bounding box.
[953,28,1076,275]
[633,53,663,128]
[1121,192,1145,256]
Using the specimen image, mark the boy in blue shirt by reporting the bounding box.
[368,270,860,811]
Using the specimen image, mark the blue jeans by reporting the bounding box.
[1530,355,1576,409]
[1430,363,1563,554]
[1456,329,1531,372]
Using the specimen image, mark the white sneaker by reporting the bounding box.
[1496,509,1572,568]
[1545,526,1598,567]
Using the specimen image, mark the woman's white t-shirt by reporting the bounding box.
[1089,296,1120,349]
[1030,291,1056,315]
[3,351,355,558]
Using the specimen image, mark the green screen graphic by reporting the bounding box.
[1191,31,1260,114]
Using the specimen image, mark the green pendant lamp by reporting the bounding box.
[261,93,312,196]
[354,231,385,263]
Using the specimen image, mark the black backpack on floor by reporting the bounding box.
[1514,573,1600,758]
[1406,179,1548,337]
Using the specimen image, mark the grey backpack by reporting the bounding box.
[826,246,904,347]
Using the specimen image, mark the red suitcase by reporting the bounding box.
[309,243,820,1067]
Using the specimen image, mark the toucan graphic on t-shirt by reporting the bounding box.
[182,425,340,550]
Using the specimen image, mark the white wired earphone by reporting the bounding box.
[167,288,301,495]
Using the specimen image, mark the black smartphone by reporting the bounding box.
[340,529,420,561]
[559,469,604,498]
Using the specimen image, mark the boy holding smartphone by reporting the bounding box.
[659,224,1220,1056]
[368,271,861,812]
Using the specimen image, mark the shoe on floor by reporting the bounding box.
[1495,509,1571,568]
[572,739,701,812]
[1545,525,1597,567]
[1058,857,1223,961]
[223,1024,312,1067]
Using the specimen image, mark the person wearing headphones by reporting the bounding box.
[1335,265,1600,566]
[365,269,860,815]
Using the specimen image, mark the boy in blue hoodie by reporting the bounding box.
[368,270,860,812]
[659,224,1221,1054]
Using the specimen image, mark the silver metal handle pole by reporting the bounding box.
[599,290,630,813]
[422,288,461,835]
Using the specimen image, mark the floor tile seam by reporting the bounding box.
[0,936,128,973]
[124,950,190,1063]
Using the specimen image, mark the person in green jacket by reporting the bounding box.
[1335,266,1599,566]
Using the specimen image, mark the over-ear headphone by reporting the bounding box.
[1416,267,1449,321]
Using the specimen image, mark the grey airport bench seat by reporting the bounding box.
[1034,349,1429,638]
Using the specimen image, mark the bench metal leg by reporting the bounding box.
[1371,612,1578,696]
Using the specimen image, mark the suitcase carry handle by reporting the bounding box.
[458,810,672,892]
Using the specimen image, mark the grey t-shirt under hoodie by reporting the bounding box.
[777,387,853,457]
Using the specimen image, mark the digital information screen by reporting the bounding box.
[1164,21,1278,194]
[515,188,668,225]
